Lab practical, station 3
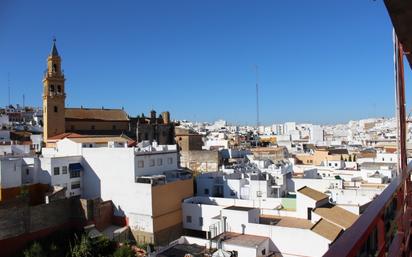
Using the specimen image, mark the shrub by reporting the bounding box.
[113,245,135,257]
[23,242,44,257]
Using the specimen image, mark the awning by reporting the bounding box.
[69,163,83,172]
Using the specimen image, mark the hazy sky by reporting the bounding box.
[0,0,411,125]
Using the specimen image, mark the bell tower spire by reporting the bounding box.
[43,38,66,142]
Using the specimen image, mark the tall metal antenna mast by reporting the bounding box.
[255,65,260,129]
[7,73,11,106]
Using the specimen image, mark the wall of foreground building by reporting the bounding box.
[0,196,117,257]
[131,178,194,246]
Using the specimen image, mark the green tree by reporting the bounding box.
[113,245,135,257]
[49,243,60,257]
[24,242,44,257]
[70,235,93,257]
[92,236,115,257]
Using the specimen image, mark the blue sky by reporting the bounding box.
[0,0,411,125]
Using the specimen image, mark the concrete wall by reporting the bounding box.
[289,178,343,194]
[180,150,220,173]
[0,158,22,188]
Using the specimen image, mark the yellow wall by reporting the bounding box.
[295,150,349,166]
[151,179,193,233]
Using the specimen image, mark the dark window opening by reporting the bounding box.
[53,64,57,73]
[307,207,313,220]
[57,85,62,93]
[54,106,58,112]
[70,170,81,178]
[50,84,55,92]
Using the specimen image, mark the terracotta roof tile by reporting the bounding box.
[65,108,129,121]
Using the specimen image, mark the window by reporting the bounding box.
[157,158,163,166]
[150,159,155,167]
[54,106,58,112]
[199,217,203,226]
[70,170,80,178]
[53,167,60,176]
[62,166,68,174]
[204,188,209,195]
[138,160,144,168]
[186,216,192,223]
[262,249,266,255]
[230,190,236,196]
[167,158,173,164]
[335,163,338,167]
[26,169,29,175]
[71,182,80,189]
[50,84,55,92]
[57,85,61,93]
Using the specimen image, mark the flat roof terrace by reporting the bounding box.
[259,214,313,229]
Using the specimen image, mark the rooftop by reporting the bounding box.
[259,214,313,229]
[313,203,358,229]
[156,243,205,257]
[219,232,269,248]
[297,186,329,202]
[311,218,343,242]
[70,136,129,144]
[224,206,255,212]
[65,108,129,121]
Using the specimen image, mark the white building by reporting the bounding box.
[42,137,193,245]
[180,186,357,257]
[310,125,324,144]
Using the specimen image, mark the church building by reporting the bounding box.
[42,39,130,143]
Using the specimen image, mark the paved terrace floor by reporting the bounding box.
[259,215,313,229]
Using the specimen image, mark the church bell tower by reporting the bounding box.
[43,38,66,141]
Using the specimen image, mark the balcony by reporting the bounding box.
[324,1,412,256]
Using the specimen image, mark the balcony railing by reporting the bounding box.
[323,170,410,257]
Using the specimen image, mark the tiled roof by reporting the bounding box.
[297,186,329,202]
[69,136,130,144]
[313,204,358,229]
[48,132,84,140]
[65,108,129,121]
[311,218,343,242]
